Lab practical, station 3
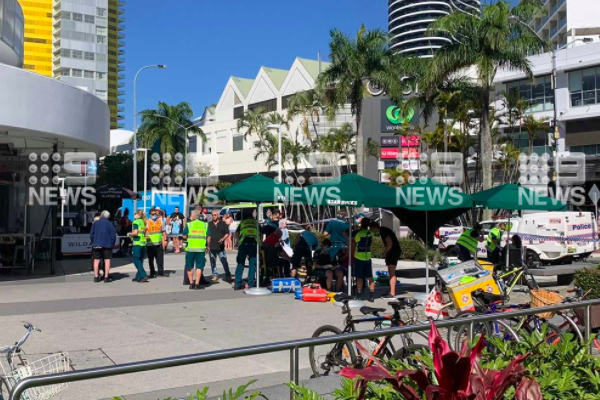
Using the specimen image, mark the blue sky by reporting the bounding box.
[123,0,388,130]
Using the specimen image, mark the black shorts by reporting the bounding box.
[385,251,401,266]
[353,259,373,279]
[92,247,113,260]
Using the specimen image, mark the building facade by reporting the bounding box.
[494,41,600,182]
[193,58,356,182]
[19,0,124,129]
[0,0,24,67]
[388,0,480,58]
[1,1,110,240]
[528,0,600,50]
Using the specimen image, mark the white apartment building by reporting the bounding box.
[192,57,356,181]
[494,40,600,182]
[528,0,600,49]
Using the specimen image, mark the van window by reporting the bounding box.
[480,223,497,233]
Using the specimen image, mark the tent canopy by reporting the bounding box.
[387,179,474,246]
[216,174,295,203]
[470,183,567,211]
[304,173,399,207]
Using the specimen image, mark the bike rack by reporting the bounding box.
[8,299,600,400]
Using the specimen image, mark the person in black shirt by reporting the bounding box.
[169,207,185,253]
[370,222,402,300]
[207,210,232,282]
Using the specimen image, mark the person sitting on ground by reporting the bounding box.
[262,229,291,278]
[290,226,319,279]
[313,239,345,292]
[501,234,524,269]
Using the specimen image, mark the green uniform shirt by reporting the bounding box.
[186,220,208,252]
[486,227,502,252]
[457,229,478,253]
[131,219,146,247]
[354,229,374,261]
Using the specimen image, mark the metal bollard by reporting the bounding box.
[289,347,299,400]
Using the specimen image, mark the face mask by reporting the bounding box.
[151,215,158,221]
[355,219,360,224]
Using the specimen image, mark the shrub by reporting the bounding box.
[574,266,600,299]
[113,380,265,400]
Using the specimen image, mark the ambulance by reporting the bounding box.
[439,212,597,267]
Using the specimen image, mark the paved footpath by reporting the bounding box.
[0,252,568,400]
[0,252,423,400]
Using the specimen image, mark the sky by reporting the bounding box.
[123,0,389,131]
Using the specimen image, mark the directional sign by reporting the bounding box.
[589,184,600,205]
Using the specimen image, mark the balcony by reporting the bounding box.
[559,17,566,30]
[54,1,61,10]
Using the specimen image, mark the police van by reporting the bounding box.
[439,212,597,267]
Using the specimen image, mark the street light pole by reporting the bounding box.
[133,65,167,212]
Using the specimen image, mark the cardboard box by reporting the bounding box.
[447,274,501,312]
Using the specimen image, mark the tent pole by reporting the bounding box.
[347,216,352,296]
[425,212,429,293]
[245,202,271,296]
[506,212,511,271]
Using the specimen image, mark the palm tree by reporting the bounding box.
[500,90,530,150]
[522,114,550,154]
[318,25,397,175]
[426,0,548,191]
[286,90,327,148]
[253,131,279,171]
[237,107,268,140]
[138,101,204,156]
[320,123,357,172]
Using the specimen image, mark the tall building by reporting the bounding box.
[19,0,124,129]
[20,0,52,76]
[388,0,480,58]
[528,0,600,50]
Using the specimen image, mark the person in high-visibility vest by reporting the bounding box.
[486,222,506,265]
[146,207,169,278]
[455,223,484,262]
[233,214,259,290]
[128,209,149,283]
[354,217,375,303]
[183,210,210,290]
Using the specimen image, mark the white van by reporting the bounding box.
[219,203,283,224]
[439,212,597,266]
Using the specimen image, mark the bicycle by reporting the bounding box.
[0,323,70,400]
[308,293,428,378]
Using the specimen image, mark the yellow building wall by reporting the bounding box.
[18,0,54,76]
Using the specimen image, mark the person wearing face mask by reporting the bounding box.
[146,208,169,278]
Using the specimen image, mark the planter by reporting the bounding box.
[574,304,600,330]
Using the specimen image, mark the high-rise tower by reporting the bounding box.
[19,0,124,129]
[389,0,480,58]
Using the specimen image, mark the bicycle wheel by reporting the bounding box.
[309,325,357,378]
[391,344,430,369]
[0,377,10,400]
[454,319,493,350]
[521,318,563,345]
[447,312,479,350]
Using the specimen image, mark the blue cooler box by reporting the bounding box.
[271,278,302,294]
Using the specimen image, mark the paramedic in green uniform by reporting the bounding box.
[354,217,375,303]
[486,222,506,265]
[455,223,483,262]
[129,209,149,283]
[234,214,259,290]
[183,210,210,290]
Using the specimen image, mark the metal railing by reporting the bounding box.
[8,299,600,400]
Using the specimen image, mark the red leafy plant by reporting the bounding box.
[340,321,543,400]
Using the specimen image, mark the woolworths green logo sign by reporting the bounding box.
[386,105,415,124]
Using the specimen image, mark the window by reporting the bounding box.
[72,13,83,22]
[84,70,94,79]
[570,145,600,155]
[96,26,107,36]
[71,69,82,77]
[61,69,70,77]
[95,90,107,101]
[96,72,106,80]
[97,35,106,44]
[62,12,71,20]
[569,66,600,107]
[233,106,244,119]
[248,99,277,113]
[202,139,212,155]
[97,8,107,17]
[506,76,554,112]
[85,15,95,24]
[233,135,244,152]
[84,52,94,61]
[72,50,83,59]
[60,48,71,57]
